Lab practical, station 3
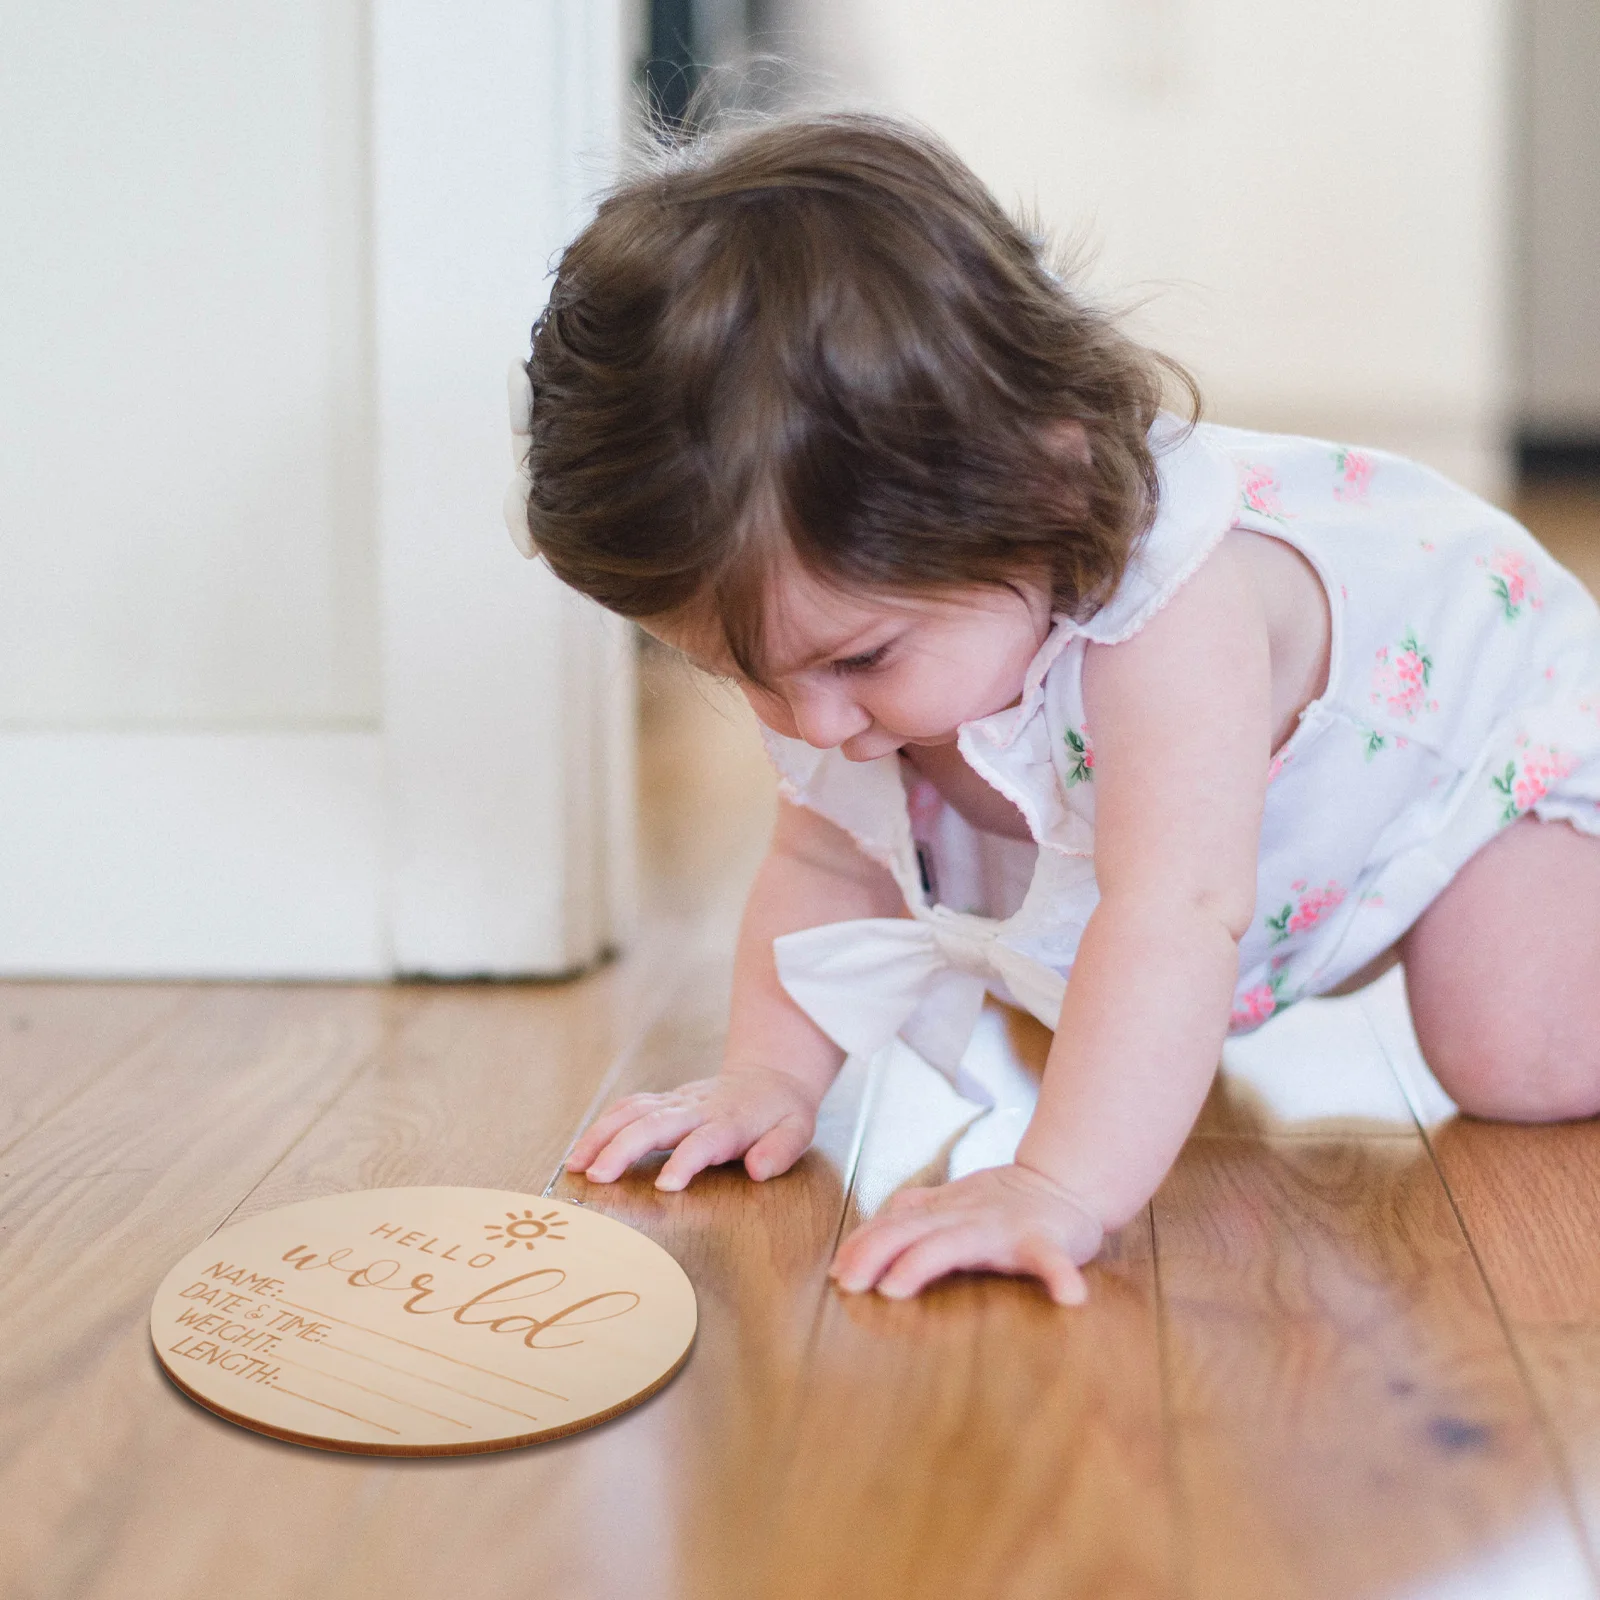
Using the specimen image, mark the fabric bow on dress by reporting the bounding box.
[774,909,1067,1108]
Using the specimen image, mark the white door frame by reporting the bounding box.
[0,0,636,980]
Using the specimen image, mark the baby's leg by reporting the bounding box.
[1401,816,1600,1121]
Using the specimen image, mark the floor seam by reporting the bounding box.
[755,1049,885,1595]
[1149,1197,1193,1600]
[538,928,699,1198]
[1360,995,1600,1591]
[203,991,422,1240]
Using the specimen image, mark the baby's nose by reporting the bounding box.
[791,685,872,750]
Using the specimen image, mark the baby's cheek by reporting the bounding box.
[883,665,1000,737]
[743,686,798,738]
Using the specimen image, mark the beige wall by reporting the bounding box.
[1518,0,1600,433]
[776,0,1512,495]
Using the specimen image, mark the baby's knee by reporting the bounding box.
[1414,1007,1600,1123]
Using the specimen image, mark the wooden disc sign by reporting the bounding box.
[149,1187,697,1456]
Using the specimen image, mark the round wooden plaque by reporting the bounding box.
[149,1187,697,1456]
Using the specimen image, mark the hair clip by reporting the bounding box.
[504,357,537,559]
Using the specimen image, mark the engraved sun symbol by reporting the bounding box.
[483,1209,569,1251]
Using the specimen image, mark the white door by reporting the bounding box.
[0,0,636,979]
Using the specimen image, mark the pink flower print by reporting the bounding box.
[1419,539,1436,553]
[1491,737,1576,822]
[1063,725,1094,786]
[1239,464,1287,522]
[1264,879,1346,944]
[1475,547,1543,621]
[1369,631,1438,722]
[1230,977,1284,1031]
[1332,447,1373,503]
[1267,747,1292,783]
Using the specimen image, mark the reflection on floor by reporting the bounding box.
[1,486,1597,1600]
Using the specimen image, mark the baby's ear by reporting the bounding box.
[1043,418,1092,467]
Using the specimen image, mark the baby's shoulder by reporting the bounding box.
[1199,421,1501,532]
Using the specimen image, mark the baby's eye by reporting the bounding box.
[831,644,890,675]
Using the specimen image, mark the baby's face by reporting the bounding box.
[645,558,1053,762]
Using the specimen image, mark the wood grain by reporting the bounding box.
[0,980,196,1149]
[0,985,412,1600]
[0,969,695,1600]
[763,1022,1176,1600]
[1155,1134,1595,1599]
[227,962,677,1221]
[1358,835,1600,1574]
[1426,1117,1600,1559]
[537,1009,874,1600]
[124,956,870,1600]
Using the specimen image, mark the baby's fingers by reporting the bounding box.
[876,1225,1087,1305]
[1016,1238,1089,1307]
[830,1209,949,1294]
[655,1117,760,1192]
[579,1102,707,1184]
[874,1222,997,1299]
[568,1093,674,1172]
[743,1111,813,1182]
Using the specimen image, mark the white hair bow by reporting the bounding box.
[503,358,537,559]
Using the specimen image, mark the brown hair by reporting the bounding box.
[520,112,1197,681]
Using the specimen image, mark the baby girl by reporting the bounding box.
[510,114,1600,1305]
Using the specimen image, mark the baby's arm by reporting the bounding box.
[569,797,905,1189]
[832,535,1273,1302]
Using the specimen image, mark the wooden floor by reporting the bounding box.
[5,487,1600,1600]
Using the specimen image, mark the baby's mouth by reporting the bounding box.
[840,732,909,762]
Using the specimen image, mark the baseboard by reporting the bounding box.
[1517,432,1600,481]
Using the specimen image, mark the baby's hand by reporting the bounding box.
[567,1066,821,1192]
[829,1163,1105,1306]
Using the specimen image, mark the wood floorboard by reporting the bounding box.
[1417,1118,1600,1566]
[0,947,798,1600]
[537,999,874,1600]
[210,956,870,1600]
[1362,950,1600,1576]
[0,985,413,1600]
[0,981,198,1150]
[224,944,689,1224]
[762,1023,1177,1600]
[1155,1132,1595,1600]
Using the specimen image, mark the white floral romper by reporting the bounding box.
[762,418,1600,1104]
